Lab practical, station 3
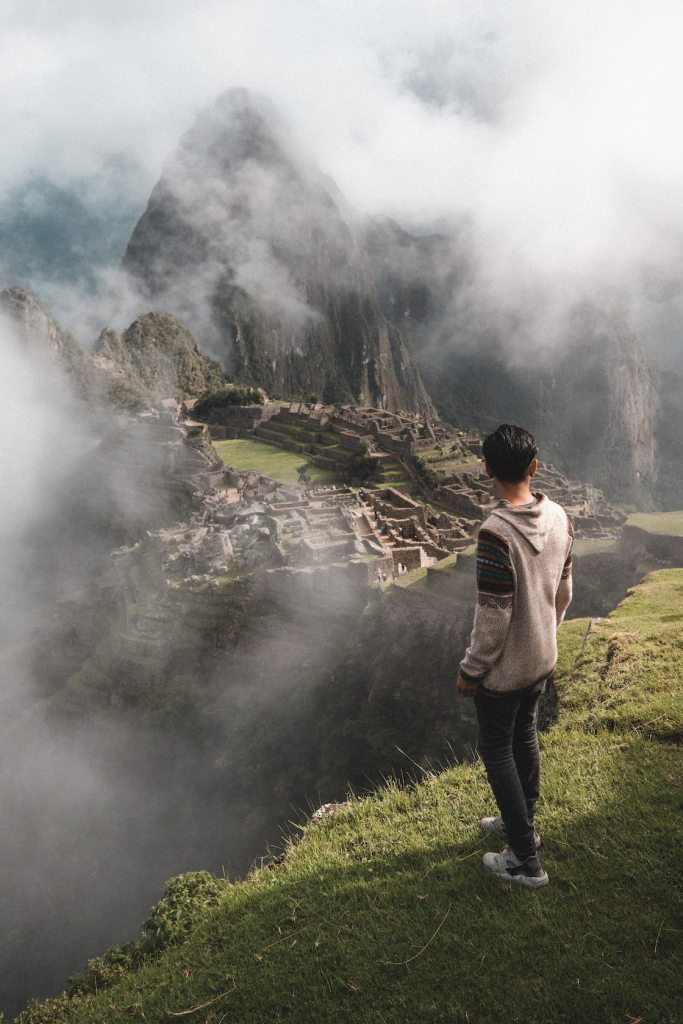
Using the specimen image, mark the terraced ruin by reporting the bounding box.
[170,397,625,585]
[59,400,683,722]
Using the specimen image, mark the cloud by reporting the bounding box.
[1,0,683,367]
[0,310,297,1014]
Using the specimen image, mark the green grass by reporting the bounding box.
[426,552,459,572]
[17,571,683,1024]
[212,439,340,485]
[392,565,429,589]
[572,537,619,557]
[626,511,683,535]
[556,569,683,741]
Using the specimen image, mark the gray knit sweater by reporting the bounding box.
[459,493,573,693]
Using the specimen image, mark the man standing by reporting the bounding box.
[457,424,573,888]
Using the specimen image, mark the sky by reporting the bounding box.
[1,0,683,364]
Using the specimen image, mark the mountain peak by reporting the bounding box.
[121,93,432,413]
[179,88,288,172]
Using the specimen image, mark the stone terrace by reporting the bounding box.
[256,401,624,540]
[152,399,627,601]
[429,462,625,538]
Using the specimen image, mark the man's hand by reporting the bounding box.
[456,673,479,697]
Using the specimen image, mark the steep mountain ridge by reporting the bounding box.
[0,288,229,410]
[414,307,660,504]
[362,225,663,504]
[0,287,93,381]
[122,89,433,413]
[120,89,672,502]
[93,312,226,404]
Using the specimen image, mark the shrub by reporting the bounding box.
[345,447,378,484]
[194,386,267,416]
[64,872,227,998]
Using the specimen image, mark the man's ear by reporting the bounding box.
[529,458,538,479]
[484,463,494,479]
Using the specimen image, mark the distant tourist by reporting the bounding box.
[456,424,573,889]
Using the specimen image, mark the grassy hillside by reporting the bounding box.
[212,438,340,484]
[626,511,683,536]
[17,571,683,1024]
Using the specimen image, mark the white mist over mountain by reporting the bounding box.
[1,0,682,366]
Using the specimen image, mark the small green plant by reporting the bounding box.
[344,447,378,484]
[64,873,228,999]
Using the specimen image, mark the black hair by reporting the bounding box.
[482,424,538,483]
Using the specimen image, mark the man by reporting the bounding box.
[457,424,573,888]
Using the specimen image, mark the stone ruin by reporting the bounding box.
[264,401,625,540]
[189,399,281,439]
[358,487,473,568]
[120,398,626,608]
[432,461,625,538]
[282,402,479,460]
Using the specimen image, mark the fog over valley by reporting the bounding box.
[1,1,682,1018]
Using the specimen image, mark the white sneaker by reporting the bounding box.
[480,815,541,849]
[482,847,549,888]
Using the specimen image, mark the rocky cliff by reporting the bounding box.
[0,287,94,386]
[363,223,664,504]
[122,90,432,413]
[0,288,229,411]
[93,312,226,406]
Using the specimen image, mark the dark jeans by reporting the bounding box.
[474,679,545,862]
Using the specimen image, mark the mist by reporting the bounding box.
[1,1,682,1015]
[0,318,296,1015]
[0,304,463,1016]
[2,1,683,368]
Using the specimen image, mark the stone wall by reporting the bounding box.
[203,402,280,437]
[391,546,425,571]
[436,485,488,520]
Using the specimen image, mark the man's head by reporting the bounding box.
[482,424,538,484]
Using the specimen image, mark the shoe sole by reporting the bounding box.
[483,862,549,888]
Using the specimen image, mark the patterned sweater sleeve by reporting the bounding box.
[555,518,574,626]
[459,528,514,682]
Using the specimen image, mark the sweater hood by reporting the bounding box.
[488,493,556,554]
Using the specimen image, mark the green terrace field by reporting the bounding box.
[571,536,619,557]
[212,438,341,485]
[216,419,413,491]
[374,456,413,489]
[626,510,683,535]
[19,569,683,1024]
[415,447,482,476]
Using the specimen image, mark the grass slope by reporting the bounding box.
[626,511,683,536]
[17,572,683,1024]
[572,537,619,557]
[212,439,340,485]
